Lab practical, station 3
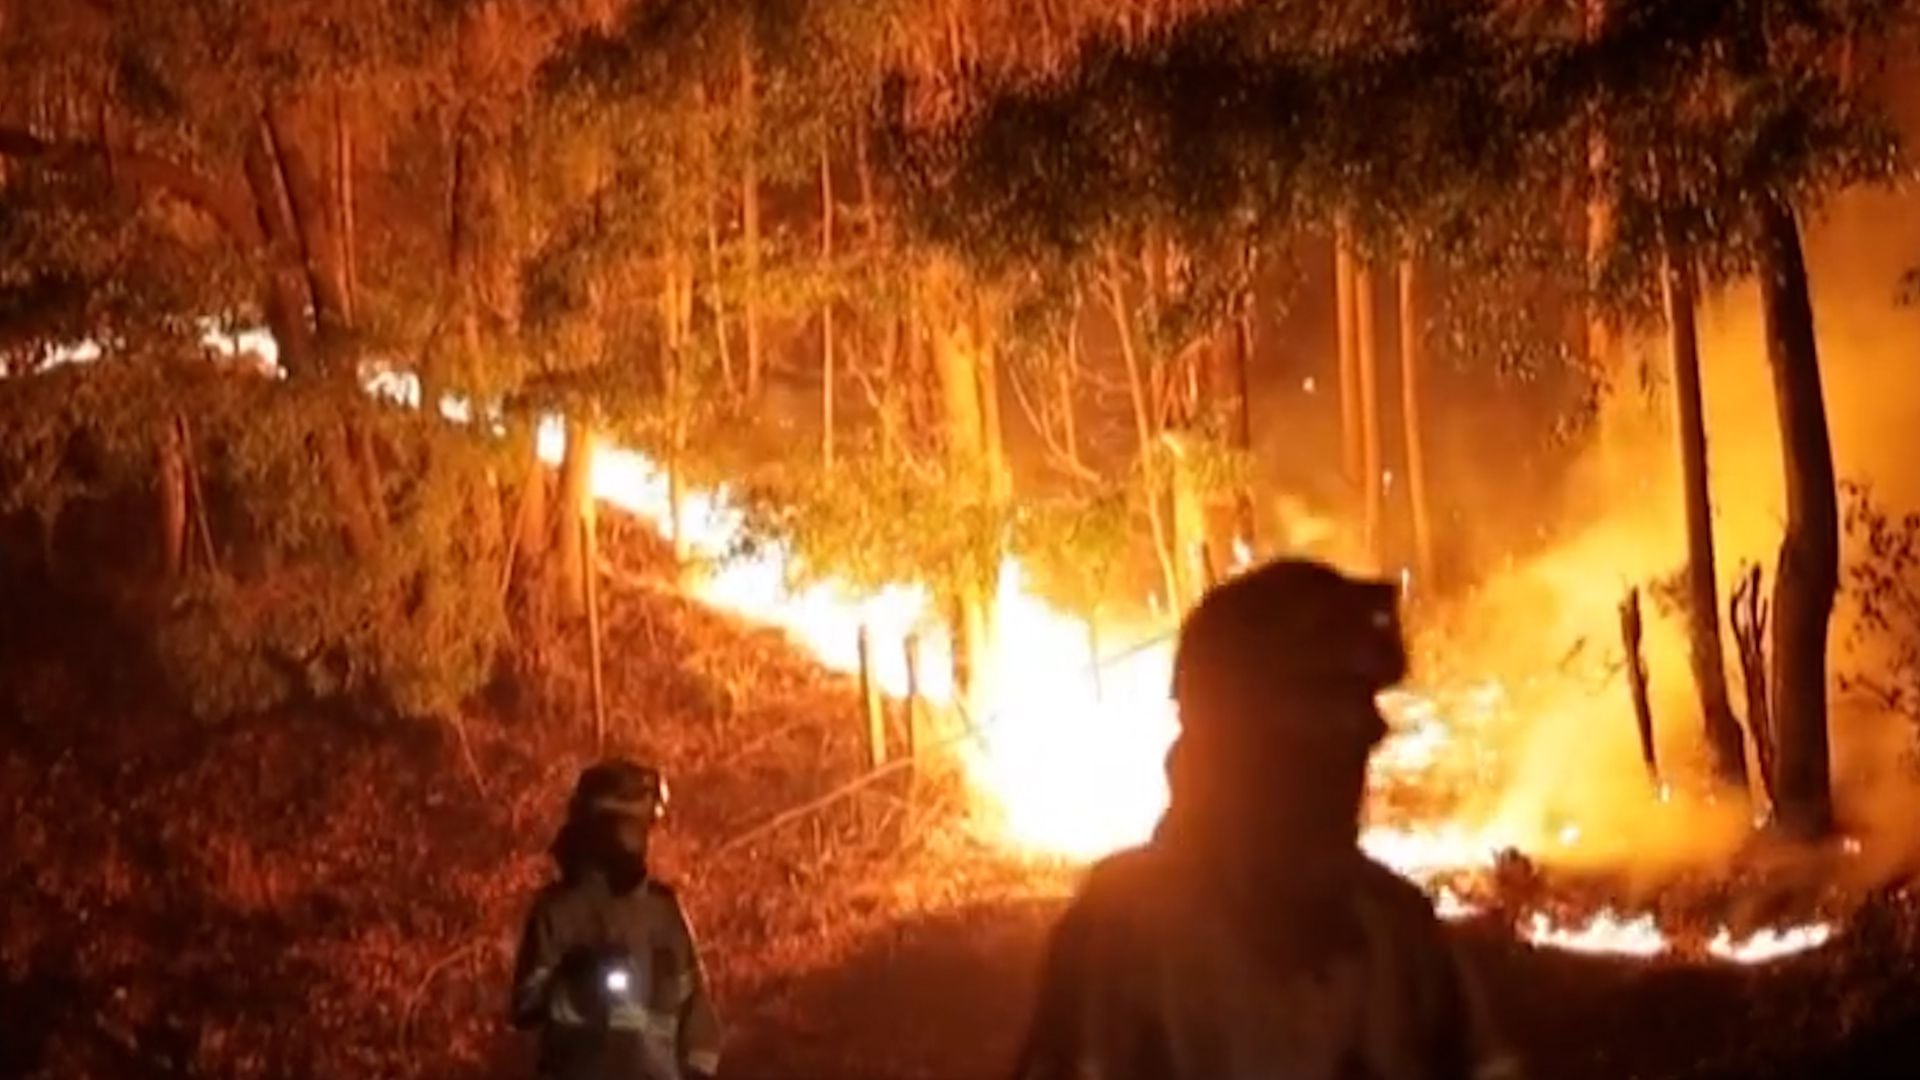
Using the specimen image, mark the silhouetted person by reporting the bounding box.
[1013,560,1519,1080]
[511,760,721,1080]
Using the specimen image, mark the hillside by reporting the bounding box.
[7,520,1920,1079]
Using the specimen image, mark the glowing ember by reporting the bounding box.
[536,422,1840,964]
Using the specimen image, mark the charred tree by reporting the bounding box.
[1621,587,1659,786]
[1757,197,1837,839]
[1731,563,1777,807]
[1662,243,1748,790]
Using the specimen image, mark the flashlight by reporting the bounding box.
[603,966,631,995]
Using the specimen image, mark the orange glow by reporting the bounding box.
[540,422,1838,964]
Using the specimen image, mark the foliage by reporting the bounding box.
[732,446,1005,599]
[1840,481,1920,733]
[0,359,510,721]
[1010,488,1132,614]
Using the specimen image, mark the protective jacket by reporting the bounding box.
[1013,845,1520,1080]
[511,871,722,1080]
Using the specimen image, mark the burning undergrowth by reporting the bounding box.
[566,417,1879,967]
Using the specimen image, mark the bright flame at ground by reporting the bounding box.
[546,425,1837,965]
[1523,911,1668,958]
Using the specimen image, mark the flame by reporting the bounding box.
[1707,924,1836,964]
[1522,910,1668,958]
[540,423,1837,965]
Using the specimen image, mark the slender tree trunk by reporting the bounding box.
[1663,243,1747,789]
[1757,198,1837,838]
[241,130,319,378]
[1105,271,1182,610]
[1060,297,1085,476]
[928,285,997,721]
[1231,296,1258,550]
[583,510,606,751]
[1355,260,1383,572]
[262,103,351,358]
[975,306,1011,504]
[1584,0,1615,376]
[665,258,693,568]
[158,415,188,577]
[511,433,550,588]
[1398,259,1434,586]
[258,102,384,560]
[333,87,357,319]
[698,93,733,396]
[740,43,764,401]
[878,311,902,465]
[1335,215,1361,489]
[821,139,836,471]
[552,417,596,618]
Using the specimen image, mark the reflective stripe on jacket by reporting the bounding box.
[511,873,723,1080]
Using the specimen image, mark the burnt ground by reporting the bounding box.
[721,894,1920,1080]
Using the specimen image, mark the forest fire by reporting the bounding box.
[548,426,1839,967]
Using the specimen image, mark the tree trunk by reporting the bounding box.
[1397,259,1434,587]
[512,432,551,580]
[1105,271,1182,611]
[583,510,606,752]
[975,305,1011,504]
[664,257,694,568]
[740,43,764,402]
[552,417,596,619]
[1757,198,1837,838]
[333,87,358,319]
[1663,244,1747,789]
[1334,215,1361,489]
[1584,0,1614,376]
[158,415,188,577]
[701,102,733,396]
[1355,260,1383,573]
[1621,588,1660,786]
[1059,294,1090,478]
[262,104,351,361]
[1231,297,1258,550]
[240,130,319,378]
[820,138,836,471]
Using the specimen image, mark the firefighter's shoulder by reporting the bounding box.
[1354,855,1445,921]
[1070,844,1183,924]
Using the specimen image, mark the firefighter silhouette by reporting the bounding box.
[1013,560,1520,1080]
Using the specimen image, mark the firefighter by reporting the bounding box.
[1013,559,1520,1080]
[511,759,722,1080]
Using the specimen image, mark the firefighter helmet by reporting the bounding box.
[567,758,670,823]
[1171,559,1406,730]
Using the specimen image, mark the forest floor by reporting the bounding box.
[6,522,1920,1078]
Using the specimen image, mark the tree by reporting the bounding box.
[893,0,1910,836]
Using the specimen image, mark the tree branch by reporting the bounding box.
[0,127,263,248]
